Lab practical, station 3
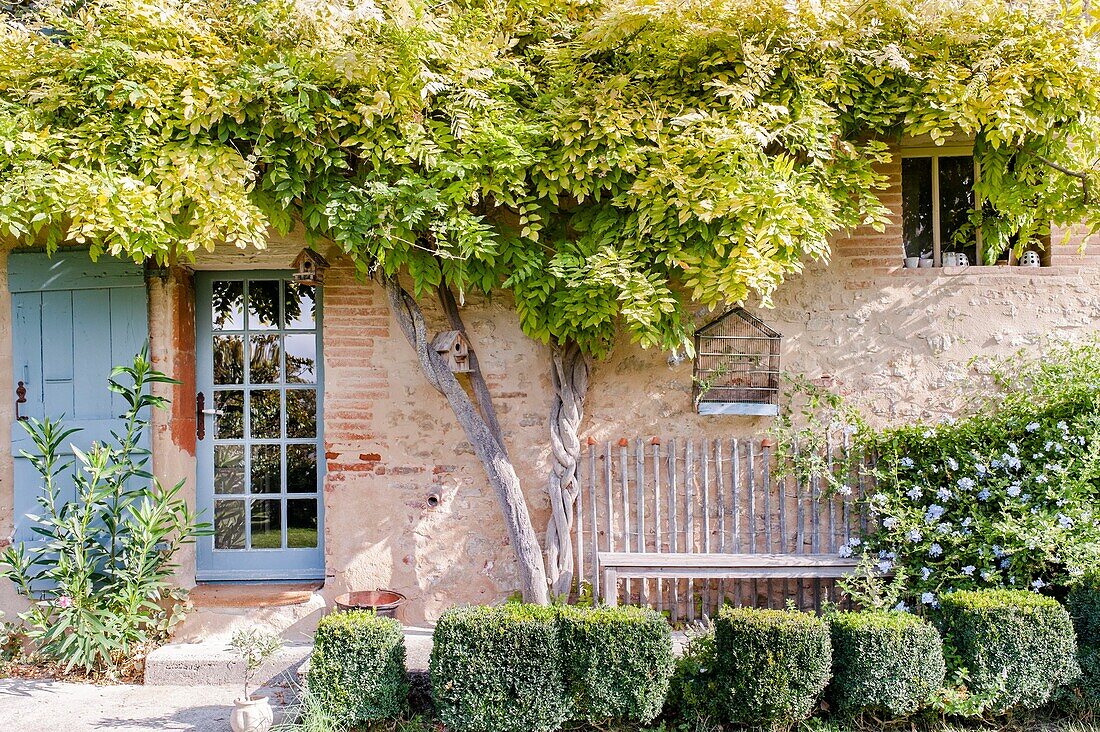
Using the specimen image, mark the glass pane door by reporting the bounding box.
[196,273,324,581]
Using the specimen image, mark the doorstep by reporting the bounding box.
[189,582,324,609]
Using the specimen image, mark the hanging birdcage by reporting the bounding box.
[692,308,782,416]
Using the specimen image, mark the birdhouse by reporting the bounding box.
[432,330,472,373]
[292,248,330,286]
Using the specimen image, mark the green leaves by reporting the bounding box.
[0,348,208,677]
[2,0,1100,354]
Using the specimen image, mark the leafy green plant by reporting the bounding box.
[714,606,832,727]
[664,622,722,729]
[429,604,569,732]
[772,374,867,500]
[826,610,945,718]
[836,553,909,613]
[937,589,1080,713]
[1066,577,1100,709]
[0,348,207,676]
[863,340,1100,603]
[306,610,408,725]
[557,605,674,725]
[230,628,283,701]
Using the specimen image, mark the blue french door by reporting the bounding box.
[9,252,149,543]
[195,273,325,581]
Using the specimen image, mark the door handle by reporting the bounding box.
[15,381,27,421]
[195,391,223,440]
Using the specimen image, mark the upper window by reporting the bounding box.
[901,149,1006,267]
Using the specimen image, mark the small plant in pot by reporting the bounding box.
[228,628,283,732]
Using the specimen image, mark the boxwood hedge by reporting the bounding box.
[429,604,569,732]
[715,607,832,726]
[827,610,945,717]
[306,610,408,724]
[1068,578,1100,707]
[557,605,673,725]
[938,589,1079,712]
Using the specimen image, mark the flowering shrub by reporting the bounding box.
[860,342,1100,605]
[0,350,205,677]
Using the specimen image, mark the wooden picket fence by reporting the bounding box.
[572,436,873,621]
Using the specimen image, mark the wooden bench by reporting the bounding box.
[598,551,859,606]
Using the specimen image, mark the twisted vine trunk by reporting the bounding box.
[383,277,550,605]
[545,341,591,598]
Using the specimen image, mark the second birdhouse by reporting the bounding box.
[432,330,472,373]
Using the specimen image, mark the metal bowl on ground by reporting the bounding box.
[333,590,406,619]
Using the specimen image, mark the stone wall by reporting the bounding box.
[1,146,1099,623]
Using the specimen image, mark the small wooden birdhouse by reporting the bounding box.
[432,330,472,373]
[293,248,330,286]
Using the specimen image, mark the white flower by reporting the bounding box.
[992,545,1004,557]
[894,601,909,613]
[929,543,943,557]
[907,529,923,543]
[899,457,915,469]
[1006,456,1022,471]
[906,486,923,501]
[923,429,935,439]
[837,484,853,496]
[978,489,991,501]
[937,487,955,501]
[961,565,976,576]
[1032,579,1046,590]
[946,457,959,471]
[975,464,988,477]
[848,537,862,547]
[961,517,972,528]
[981,571,994,582]
[883,517,900,529]
[921,592,935,605]
[1058,514,1074,529]
[1026,422,1041,433]
[838,544,853,558]
[921,567,933,580]
[1006,483,1022,498]
[1035,474,1049,484]
[877,560,894,574]
[1008,442,1019,454]
[925,504,946,523]
[1058,420,1069,431]
[957,477,976,491]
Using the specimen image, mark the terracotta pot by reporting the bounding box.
[230,696,273,732]
[334,590,406,619]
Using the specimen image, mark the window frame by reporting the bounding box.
[900,144,985,267]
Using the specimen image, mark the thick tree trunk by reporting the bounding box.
[383,277,550,605]
[545,341,591,598]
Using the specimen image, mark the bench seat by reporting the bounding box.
[598,551,859,606]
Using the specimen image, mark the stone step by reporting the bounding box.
[144,640,313,687]
[146,625,436,686]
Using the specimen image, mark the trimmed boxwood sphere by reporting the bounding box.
[557,605,674,725]
[715,607,832,726]
[307,610,408,724]
[827,610,945,717]
[938,589,1080,712]
[430,604,569,732]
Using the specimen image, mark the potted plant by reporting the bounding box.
[228,628,283,732]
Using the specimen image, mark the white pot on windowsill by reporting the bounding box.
[230,696,273,732]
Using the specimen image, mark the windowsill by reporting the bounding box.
[886,265,1079,277]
